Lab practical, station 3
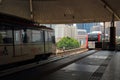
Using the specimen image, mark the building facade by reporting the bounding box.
[77,29,87,48]
[54,24,77,42]
[76,23,101,33]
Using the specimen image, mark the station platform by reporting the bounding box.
[41,50,117,80]
[0,50,120,80]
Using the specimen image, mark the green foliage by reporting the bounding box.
[57,37,80,50]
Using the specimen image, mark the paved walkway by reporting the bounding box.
[101,51,120,80]
[1,50,119,80]
[42,51,116,80]
[0,50,96,80]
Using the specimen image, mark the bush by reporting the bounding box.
[57,37,80,50]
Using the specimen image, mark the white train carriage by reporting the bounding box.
[0,13,56,65]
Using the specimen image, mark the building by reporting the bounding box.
[40,24,78,42]
[77,29,87,48]
[76,23,101,33]
[54,24,77,42]
[115,21,120,37]
[90,26,102,32]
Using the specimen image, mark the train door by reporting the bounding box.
[48,31,52,53]
[47,31,53,53]
[0,28,13,64]
[45,30,55,54]
[44,31,49,53]
[14,29,32,56]
[31,30,44,55]
[14,30,22,56]
[50,31,56,54]
[22,29,32,55]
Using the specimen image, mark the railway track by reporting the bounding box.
[0,49,97,78]
[0,48,87,71]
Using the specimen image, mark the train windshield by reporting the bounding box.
[88,34,98,41]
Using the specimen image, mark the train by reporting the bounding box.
[0,13,56,65]
[87,31,109,49]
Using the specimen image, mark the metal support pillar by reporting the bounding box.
[30,0,34,20]
[109,14,116,50]
[102,22,106,50]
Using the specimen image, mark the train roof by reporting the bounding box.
[77,29,87,32]
[91,31,102,34]
[88,31,102,34]
[39,25,54,31]
[0,13,53,30]
[0,12,34,26]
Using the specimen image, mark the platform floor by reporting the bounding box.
[1,50,120,80]
[42,51,117,80]
[101,51,120,80]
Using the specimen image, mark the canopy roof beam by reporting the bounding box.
[100,0,120,20]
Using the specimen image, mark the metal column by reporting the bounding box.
[109,14,116,50]
[102,22,106,50]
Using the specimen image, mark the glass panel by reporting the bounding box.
[14,30,22,56]
[32,30,41,43]
[45,31,48,42]
[21,29,32,55]
[0,29,13,56]
[14,30,21,44]
[40,31,43,42]
[88,34,98,41]
[22,29,29,43]
[26,30,44,55]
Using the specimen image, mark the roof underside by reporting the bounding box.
[0,0,120,24]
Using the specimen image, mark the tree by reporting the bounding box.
[57,37,80,50]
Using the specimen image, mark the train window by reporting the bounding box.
[0,31,5,44]
[0,30,13,44]
[40,31,43,41]
[45,31,48,42]
[14,30,21,44]
[26,29,32,43]
[0,29,13,56]
[52,36,55,44]
[88,34,98,41]
[22,29,29,43]
[32,30,41,43]
[48,31,55,43]
[51,32,55,43]
[48,32,52,42]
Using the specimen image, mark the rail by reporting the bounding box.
[0,49,95,78]
[55,48,88,56]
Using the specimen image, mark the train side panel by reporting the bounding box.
[0,28,56,65]
[0,13,56,65]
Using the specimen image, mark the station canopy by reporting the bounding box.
[0,0,120,24]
